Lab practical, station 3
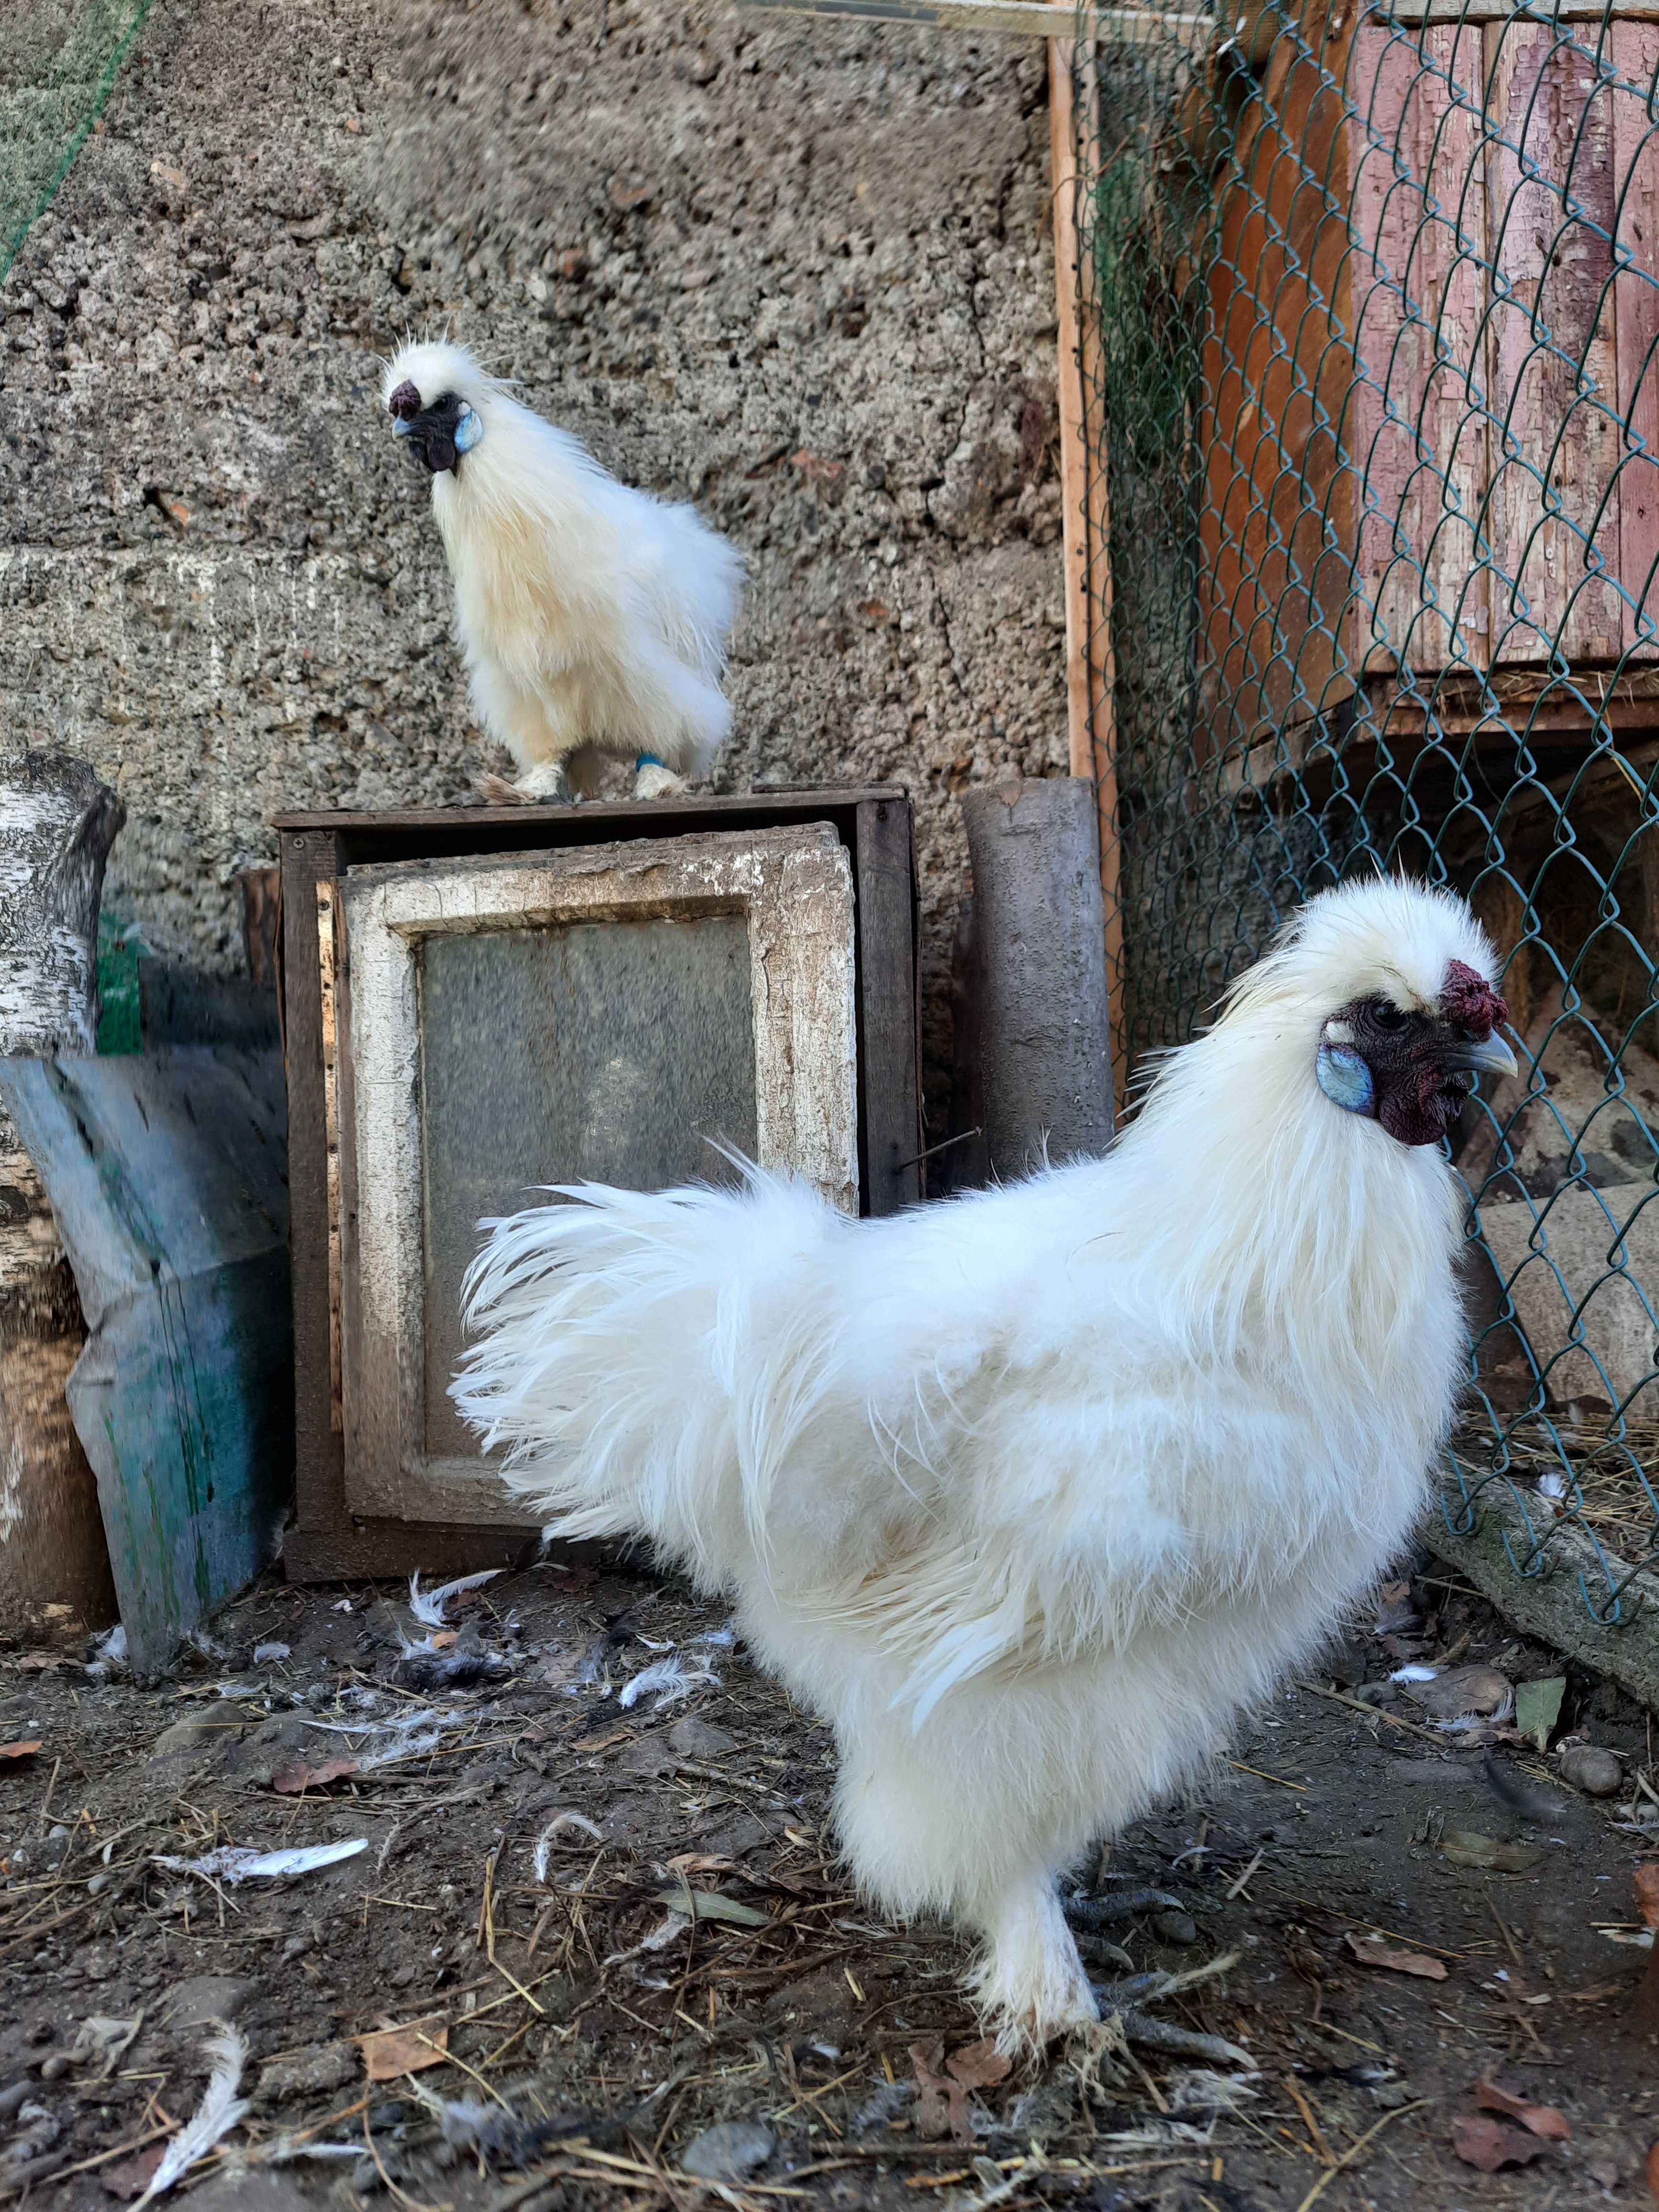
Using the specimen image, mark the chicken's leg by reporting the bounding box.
[970,1875,1098,2052]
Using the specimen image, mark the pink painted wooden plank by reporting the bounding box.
[1348,21,1491,675]
[1614,23,1659,662]
[1483,16,1624,667]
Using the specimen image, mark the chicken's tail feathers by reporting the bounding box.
[452,1166,844,1573]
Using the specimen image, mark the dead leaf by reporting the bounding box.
[101,2143,166,2199]
[1476,2081,1572,2140]
[946,2038,1012,2094]
[1452,2114,1547,2172]
[1635,1864,1659,1931]
[15,1653,63,1673]
[650,1887,771,1927]
[0,1740,43,1761]
[271,1757,359,1795]
[1439,1830,1542,1873]
[911,2039,954,2141]
[1514,1676,1565,1752]
[573,1729,632,1753]
[665,1853,739,1877]
[358,2015,449,2081]
[908,2038,1006,2144]
[1645,2138,1659,2205]
[1345,1933,1448,1980]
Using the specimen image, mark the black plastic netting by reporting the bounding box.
[0,0,153,287]
[1071,0,1659,1634]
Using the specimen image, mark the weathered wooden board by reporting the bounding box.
[0,1050,293,1680]
[1199,9,1359,752]
[1614,20,1659,660]
[1348,20,1491,673]
[1483,16,1625,665]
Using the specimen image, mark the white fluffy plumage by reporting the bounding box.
[381,338,744,801]
[453,879,1502,2047]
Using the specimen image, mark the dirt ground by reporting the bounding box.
[1,1551,1656,2212]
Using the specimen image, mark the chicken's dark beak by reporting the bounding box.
[1438,1031,1519,1081]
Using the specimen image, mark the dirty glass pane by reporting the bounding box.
[419,914,756,1459]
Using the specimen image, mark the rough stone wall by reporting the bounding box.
[0,0,1068,1122]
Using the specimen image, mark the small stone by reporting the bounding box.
[1404,1665,1511,1720]
[36,2052,70,2081]
[667,1714,737,1760]
[679,2121,775,2182]
[1153,1910,1198,1946]
[1556,1742,1622,1798]
[0,2082,31,2121]
[164,1974,255,2029]
[255,2043,356,2102]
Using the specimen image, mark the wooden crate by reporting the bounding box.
[277,792,920,1582]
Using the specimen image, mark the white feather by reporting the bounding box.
[532,1810,604,1883]
[617,1654,720,1711]
[407,1566,502,1627]
[132,2028,248,2206]
[453,877,1499,2048]
[153,1840,368,1883]
[381,339,744,789]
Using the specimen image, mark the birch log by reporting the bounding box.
[0,749,125,1643]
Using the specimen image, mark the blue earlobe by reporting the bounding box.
[1316,1043,1375,1116]
[454,405,483,454]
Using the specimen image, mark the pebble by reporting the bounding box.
[1153,1909,1198,1946]
[1405,1664,1512,1720]
[1556,1742,1622,1798]
[0,2083,32,2122]
[679,2121,776,2182]
[36,2054,70,2082]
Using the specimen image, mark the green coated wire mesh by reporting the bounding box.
[1069,0,1659,1634]
[0,0,154,288]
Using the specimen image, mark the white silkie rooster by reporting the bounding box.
[381,339,744,803]
[453,878,1517,2050]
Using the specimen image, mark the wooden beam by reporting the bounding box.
[1050,37,1127,1117]
[1374,0,1659,21]
[733,0,1211,41]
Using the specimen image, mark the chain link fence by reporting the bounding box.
[1071,0,1659,1661]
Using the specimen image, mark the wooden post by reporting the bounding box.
[0,748,125,1645]
[1049,30,1128,1112]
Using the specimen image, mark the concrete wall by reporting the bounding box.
[0,0,1068,1117]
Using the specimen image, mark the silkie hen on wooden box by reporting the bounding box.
[453,878,1517,2048]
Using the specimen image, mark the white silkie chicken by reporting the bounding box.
[381,340,744,803]
[453,879,1517,2049]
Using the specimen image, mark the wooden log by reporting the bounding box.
[0,748,125,1645]
[960,778,1114,1180]
[1050,30,1127,1112]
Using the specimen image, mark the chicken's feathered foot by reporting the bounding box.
[634,752,686,801]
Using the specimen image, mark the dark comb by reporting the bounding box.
[1441,957,1507,1039]
[387,379,421,421]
